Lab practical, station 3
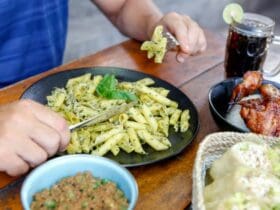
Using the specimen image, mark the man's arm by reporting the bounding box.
[92,0,207,61]
[92,0,162,41]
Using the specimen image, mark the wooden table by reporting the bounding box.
[0,30,226,210]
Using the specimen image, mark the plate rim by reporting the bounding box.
[21,66,200,167]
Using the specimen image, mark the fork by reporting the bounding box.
[69,101,136,131]
[162,31,180,50]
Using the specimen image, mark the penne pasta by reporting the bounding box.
[141,104,158,133]
[136,85,178,107]
[94,128,123,145]
[170,109,182,125]
[158,116,169,137]
[151,87,170,97]
[66,73,91,88]
[99,99,123,109]
[67,131,82,154]
[118,133,134,153]
[47,73,192,156]
[125,121,147,130]
[90,122,114,132]
[110,145,120,156]
[47,88,66,108]
[135,78,155,86]
[87,75,103,94]
[127,107,147,123]
[154,135,172,147]
[139,94,154,104]
[149,103,163,115]
[137,130,168,151]
[180,109,190,132]
[127,128,146,154]
[119,113,129,125]
[93,133,125,156]
[118,81,134,90]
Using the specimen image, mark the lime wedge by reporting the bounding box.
[223,3,244,24]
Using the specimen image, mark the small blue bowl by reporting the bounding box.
[21,155,138,210]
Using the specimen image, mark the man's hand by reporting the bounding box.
[93,0,207,63]
[151,12,207,63]
[0,99,70,176]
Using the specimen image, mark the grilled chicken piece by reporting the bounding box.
[259,84,280,99]
[228,71,280,137]
[230,71,263,104]
[239,97,280,137]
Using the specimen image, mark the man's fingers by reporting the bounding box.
[198,29,207,53]
[176,52,189,63]
[173,21,190,54]
[183,16,201,54]
[27,121,62,156]
[0,100,71,177]
[162,13,190,53]
[0,150,29,176]
[6,156,29,176]
[162,13,206,56]
[13,135,48,167]
[20,100,70,151]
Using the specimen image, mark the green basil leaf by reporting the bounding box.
[96,74,137,101]
[109,90,137,101]
[96,74,117,97]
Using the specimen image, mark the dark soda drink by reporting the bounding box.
[224,26,268,77]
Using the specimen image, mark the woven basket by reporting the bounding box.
[192,132,280,210]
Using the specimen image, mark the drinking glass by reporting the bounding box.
[224,13,280,78]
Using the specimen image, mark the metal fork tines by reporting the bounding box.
[162,31,180,50]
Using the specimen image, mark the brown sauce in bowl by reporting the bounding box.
[31,172,128,210]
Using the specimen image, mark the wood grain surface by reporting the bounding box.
[0,30,226,210]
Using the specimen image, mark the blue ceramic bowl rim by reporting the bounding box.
[21,155,138,210]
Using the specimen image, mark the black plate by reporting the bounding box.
[208,77,280,132]
[21,67,199,167]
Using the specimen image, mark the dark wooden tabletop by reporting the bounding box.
[0,30,226,210]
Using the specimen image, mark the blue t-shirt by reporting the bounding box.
[0,0,68,88]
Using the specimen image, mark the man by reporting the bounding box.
[0,0,206,176]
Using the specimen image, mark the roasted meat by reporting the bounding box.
[229,71,280,137]
[239,97,280,137]
[259,84,280,99]
[230,71,263,103]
